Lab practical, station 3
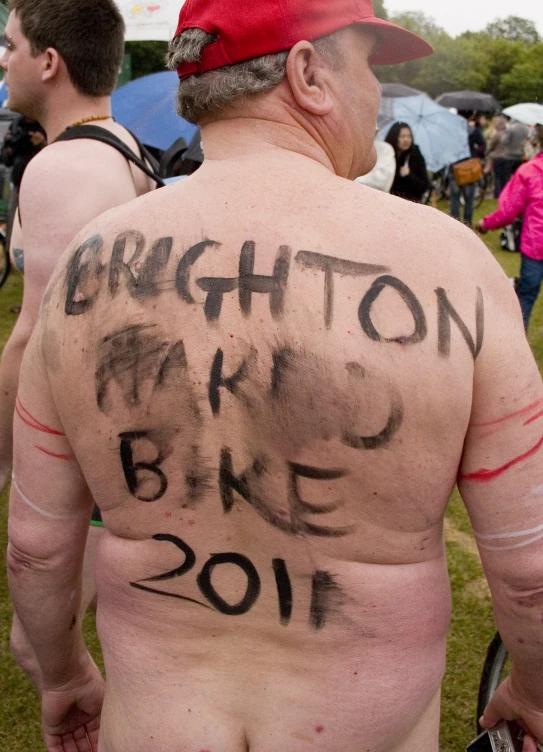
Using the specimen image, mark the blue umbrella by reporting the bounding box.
[377,95,470,173]
[112,71,198,151]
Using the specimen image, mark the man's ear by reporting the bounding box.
[41,48,61,82]
[285,41,335,116]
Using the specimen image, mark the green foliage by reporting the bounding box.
[124,41,169,80]
[500,44,543,106]
[373,0,388,21]
[485,15,540,45]
[374,8,542,107]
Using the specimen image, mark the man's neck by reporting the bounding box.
[200,116,342,176]
[38,92,113,143]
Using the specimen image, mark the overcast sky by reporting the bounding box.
[384,0,543,37]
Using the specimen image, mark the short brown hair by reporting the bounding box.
[9,0,125,97]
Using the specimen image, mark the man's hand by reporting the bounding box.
[41,660,104,752]
[480,677,543,752]
[475,220,488,234]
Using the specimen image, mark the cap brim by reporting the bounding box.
[359,17,433,65]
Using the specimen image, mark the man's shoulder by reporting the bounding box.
[21,140,107,191]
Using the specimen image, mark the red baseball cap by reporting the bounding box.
[174,0,433,80]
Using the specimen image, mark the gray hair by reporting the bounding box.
[167,28,344,124]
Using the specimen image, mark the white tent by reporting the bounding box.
[120,0,186,42]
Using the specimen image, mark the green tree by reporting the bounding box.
[373,0,388,20]
[500,44,543,105]
[476,36,524,101]
[485,16,540,45]
[387,11,446,40]
[125,41,168,80]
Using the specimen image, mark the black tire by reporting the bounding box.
[0,229,9,290]
[477,632,510,733]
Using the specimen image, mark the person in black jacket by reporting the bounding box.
[385,121,430,203]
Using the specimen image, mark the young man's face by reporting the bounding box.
[1,13,45,118]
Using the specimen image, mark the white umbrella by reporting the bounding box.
[377,95,470,173]
[120,0,186,42]
[502,103,543,126]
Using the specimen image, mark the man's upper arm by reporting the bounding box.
[8,321,93,564]
[458,260,543,586]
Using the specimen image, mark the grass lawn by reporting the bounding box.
[0,200,542,751]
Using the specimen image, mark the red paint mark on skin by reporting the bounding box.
[35,446,74,461]
[316,726,324,734]
[16,397,65,436]
[524,409,543,426]
[471,398,543,429]
[460,434,543,483]
[165,512,172,518]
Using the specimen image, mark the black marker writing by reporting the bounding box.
[310,570,345,630]
[65,234,104,316]
[220,449,352,537]
[436,287,484,360]
[359,275,428,345]
[296,252,389,329]
[288,463,354,537]
[208,347,257,415]
[175,239,222,304]
[238,242,291,318]
[96,324,163,411]
[271,347,295,397]
[130,534,209,608]
[108,232,173,298]
[272,558,293,626]
[197,276,238,322]
[197,552,261,616]
[119,431,168,502]
[342,389,404,451]
[156,340,188,387]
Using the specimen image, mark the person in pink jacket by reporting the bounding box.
[478,125,543,331]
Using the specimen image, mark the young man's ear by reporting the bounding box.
[41,48,60,82]
[286,41,335,117]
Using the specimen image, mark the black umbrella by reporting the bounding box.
[381,83,427,98]
[435,90,500,113]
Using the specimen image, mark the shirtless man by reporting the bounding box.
[0,0,154,683]
[7,1,543,751]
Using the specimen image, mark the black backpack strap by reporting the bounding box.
[55,125,165,187]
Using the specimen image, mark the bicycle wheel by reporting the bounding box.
[0,229,9,290]
[477,632,511,733]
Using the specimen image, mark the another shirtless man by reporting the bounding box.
[7,1,543,751]
[0,0,154,683]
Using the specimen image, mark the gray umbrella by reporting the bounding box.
[435,90,500,113]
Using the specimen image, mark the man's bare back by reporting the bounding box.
[9,9,543,752]
[28,152,510,751]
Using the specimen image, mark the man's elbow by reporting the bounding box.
[6,538,62,578]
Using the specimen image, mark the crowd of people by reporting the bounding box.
[356,110,542,329]
[1,2,543,752]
